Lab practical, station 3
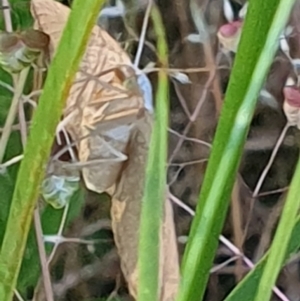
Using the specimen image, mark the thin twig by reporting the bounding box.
[47,203,70,266]
[0,123,31,133]
[168,158,208,186]
[134,0,152,67]
[169,158,208,167]
[43,235,111,245]
[189,0,223,114]
[168,69,216,163]
[243,123,291,241]
[18,97,27,147]
[34,209,55,301]
[168,192,291,301]
[253,123,291,196]
[2,0,13,32]
[14,289,25,301]
[257,186,289,197]
[168,128,212,148]
[0,154,23,171]
[173,81,192,118]
[0,80,38,108]
[210,256,240,273]
[0,68,30,163]
[144,66,211,74]
[0,79,14,92]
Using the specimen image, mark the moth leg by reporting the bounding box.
[56,111,77,145]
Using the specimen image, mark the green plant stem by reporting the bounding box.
[176,0,295,300]
[254,161,300,300]
[137,4,168,301]
[0,68,29,163]
[0,1,105,300]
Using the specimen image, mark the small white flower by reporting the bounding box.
[170,72,191,84]
[185,33,205,44]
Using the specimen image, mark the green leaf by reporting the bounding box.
[0,81,23,246]
[225,216,300,301]
[137,4,169,301]
[0,173,15,244]
[0,0,33,31]
[0,0,33,252]
[0,1,106,299]
[177,0,296,300]
[253,153,300,300]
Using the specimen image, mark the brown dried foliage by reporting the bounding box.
[17,0,300,300]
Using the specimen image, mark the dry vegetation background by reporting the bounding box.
[3,0,300,300]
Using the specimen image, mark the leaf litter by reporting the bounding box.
[2,0,300,300]
[30,0,179,300]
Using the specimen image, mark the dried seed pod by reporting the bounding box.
[217,20,243,53]
[283,85,300,128]
[0,29,49,73]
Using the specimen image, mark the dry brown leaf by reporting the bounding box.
[31,0,144,193]
[30,0,179,299]
[160,198,180,300]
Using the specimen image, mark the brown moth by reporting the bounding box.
[31,0,145,193]
[31,0,179,299]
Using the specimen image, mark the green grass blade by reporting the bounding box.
[137,5,169,301]
[0,1,105,299]
[225,215,300,301]
[176,0,295,300]
[254,154,300,301]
